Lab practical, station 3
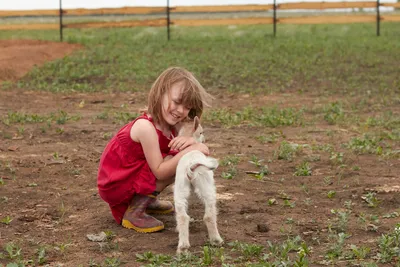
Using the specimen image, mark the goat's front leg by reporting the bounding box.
[175,200,191,254]
[174,178,191,254]
[203,199,224,246]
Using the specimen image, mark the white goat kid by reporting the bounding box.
[174,117,224,254]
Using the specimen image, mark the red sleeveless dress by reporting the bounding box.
[97,114,178,224]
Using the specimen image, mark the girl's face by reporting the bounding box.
[161,82,191,126]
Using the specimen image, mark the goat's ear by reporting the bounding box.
[193,116,200,131]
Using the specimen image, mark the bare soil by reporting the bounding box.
[0,40,399,266]
[0,40,82,82]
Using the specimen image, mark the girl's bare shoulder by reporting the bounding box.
[130,118,156,142]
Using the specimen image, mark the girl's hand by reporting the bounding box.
[169,136,196,151]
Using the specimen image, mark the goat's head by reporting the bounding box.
[177,116,205,143]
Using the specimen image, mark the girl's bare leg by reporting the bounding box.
[155,176,174,192]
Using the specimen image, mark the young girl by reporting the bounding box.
[97,67,212,233]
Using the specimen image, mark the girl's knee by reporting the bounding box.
[155,176,174,191]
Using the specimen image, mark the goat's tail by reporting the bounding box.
[186,156,219,179]
[201,157,219,170]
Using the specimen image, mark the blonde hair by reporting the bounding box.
[146,67,212,125]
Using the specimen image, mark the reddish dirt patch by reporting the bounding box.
[0,40,82,82]
[0,41,399,266]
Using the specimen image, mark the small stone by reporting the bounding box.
[87,232,107,242]
[8,145,19,151]
[257,223,269,233]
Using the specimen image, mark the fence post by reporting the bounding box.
[167,0,170,41]
[273,0,277,37]
[59,0,63,41]
[376,0,380,36]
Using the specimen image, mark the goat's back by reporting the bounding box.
[176,150,218,201]
[176,150,218,179]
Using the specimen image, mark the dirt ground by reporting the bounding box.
[0,40,399,266]
[0,40,82,83]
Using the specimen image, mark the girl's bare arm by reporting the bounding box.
[131,119,209,181]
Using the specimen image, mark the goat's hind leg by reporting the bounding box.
[204,198,223,246]
[196,182,223,246]
[175,185,191,254]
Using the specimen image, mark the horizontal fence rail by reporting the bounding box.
[278,1,376,9]
[0,2,399,38]
[1,2,400,17]
[2,15,399,31]
[64,18,167,29]
[0,7,166,17]
[170,4,274,12]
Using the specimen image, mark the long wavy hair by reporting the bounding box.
[145,67,213,125]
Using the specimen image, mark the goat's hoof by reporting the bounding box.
[177,245,190,254]
[210,236,224,246]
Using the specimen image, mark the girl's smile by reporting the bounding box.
[161,82,190,128]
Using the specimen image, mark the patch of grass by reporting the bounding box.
[345,134,386,155]
[382,211,399,219]
[312,143,333,153]
[54,241,72,256]
[103,257,122,267]
[133,238,309,266]
[358,212,380,232]
[1,242,26,266]
[325,232,349,262]
[203,106,304,128]
[327,190,336,199]
[1,111,47,125]
[264,236,310,265]
[330,209,350,233]
[96,111,109,120]
[276,141,303,161]
[220,155,240,180]
[329,151,345,165]
[254,165,271,180]
[1,110,81,126]
[228,240,264,261]
[283,199,296,208]
[268,198,277,206]
[136,251,172,265]
[362,192,381,208]
[36,246,47,265]
[255,131,284,144]
[248,155,264,167]
[305,154,321,162]
[112,111,139,125]
[0,23,396,102]
[349,244,370,260]
[102,132,113,140]
[323,102,345,125]
[219,155,240,167]
[363,111,400,130]
[221,165,237,180]
[294,162,312,176]
[376,224,400,263]
[0,215,13,225]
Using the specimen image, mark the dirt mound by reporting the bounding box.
[0,39,82,82]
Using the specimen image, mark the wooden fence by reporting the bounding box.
[0,1,399,39]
